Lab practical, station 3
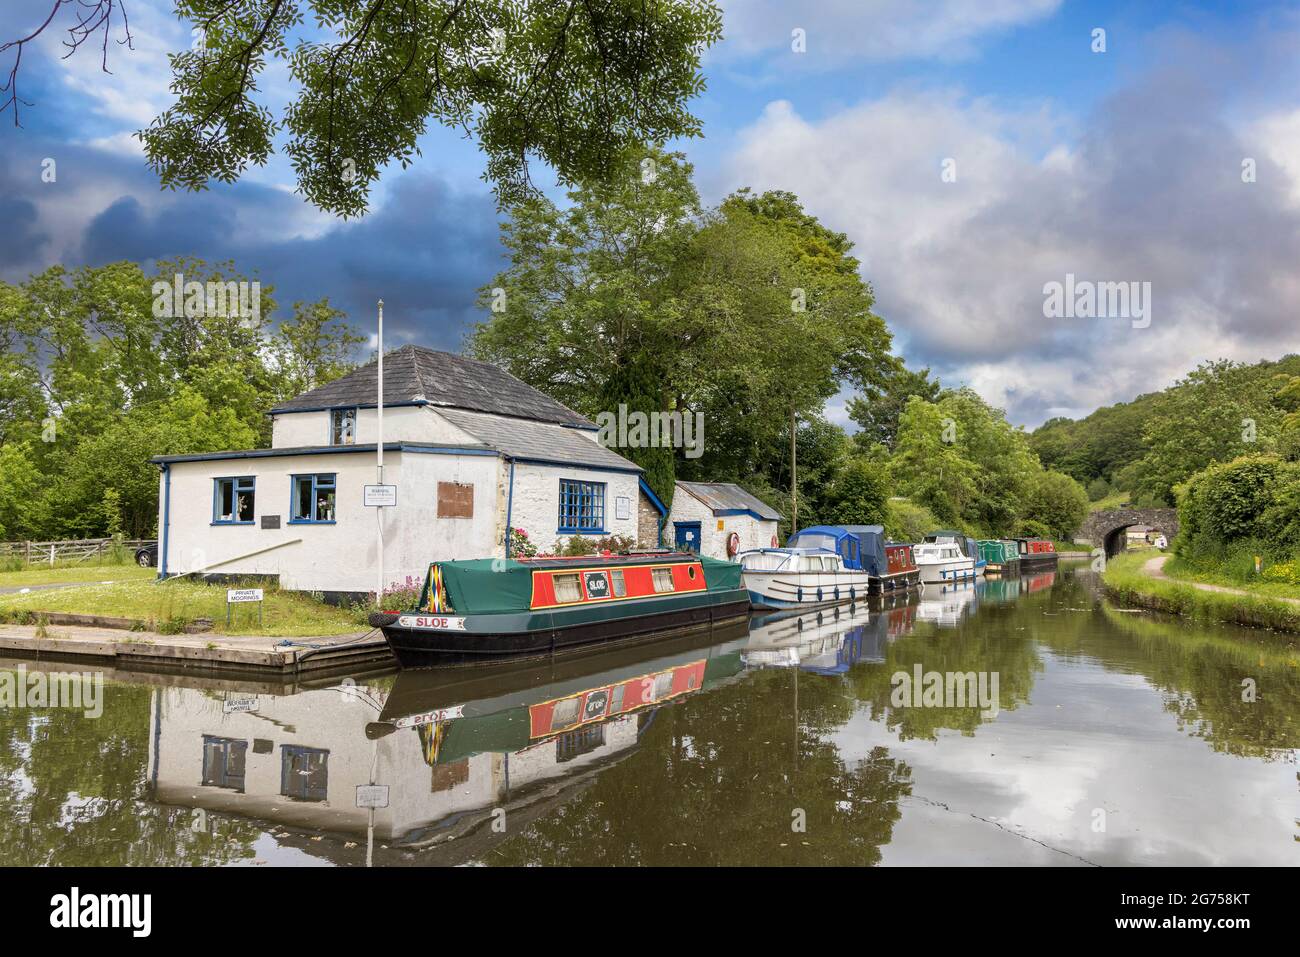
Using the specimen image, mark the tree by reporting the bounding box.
[470,149,893,500]
[848,363,942,452]
[819,456,889,527]
[1020,470,1088,541]
[2,1,723,216]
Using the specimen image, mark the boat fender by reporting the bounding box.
[771,535,779,548]
[726,532,741,557]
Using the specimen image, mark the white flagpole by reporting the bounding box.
[376,299,384,607]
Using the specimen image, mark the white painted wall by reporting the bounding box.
[507,462,640,553]
[667,485,778,561]
[269,405,476,449]
[160,448,500,593]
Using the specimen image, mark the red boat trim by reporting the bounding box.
[527,659,707,738]
[529,560,708,610]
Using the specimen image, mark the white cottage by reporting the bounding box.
[667,481,782,561]
[151,345,665,598]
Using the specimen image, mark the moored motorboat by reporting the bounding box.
[1013,537,1059,570]
[914,540,977,585]
[739,524,919,610]
[925,530,985,576]
[370,552,750,668]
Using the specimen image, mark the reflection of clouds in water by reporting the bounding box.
[830,652,1298,865]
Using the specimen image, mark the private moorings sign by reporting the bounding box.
[396,614,466,631]
[227,588,264,603]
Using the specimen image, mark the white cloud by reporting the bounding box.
[724,82,1300,427]
[717,0,1061,65]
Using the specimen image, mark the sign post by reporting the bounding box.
[376,299,384,608]
[225,587,264,629]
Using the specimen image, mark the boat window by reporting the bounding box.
[653,670,675,699]
[551,696,581,728]
[611,569,627,597]
[789,532,838,553]
[553,573,583,603]
[741,552,789,571]
[652,567,676,593]
[610,683,626,713]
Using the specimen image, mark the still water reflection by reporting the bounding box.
[1,564,1296,866]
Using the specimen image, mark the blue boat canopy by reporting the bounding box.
[785,525,892,577]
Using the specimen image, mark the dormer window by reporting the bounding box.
[330,407,357,445]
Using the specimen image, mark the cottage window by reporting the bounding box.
[651,567,675,593]
[213,477,255,524]
[291,474,337,523]
[201,736,247,791]
[553,572,583,603]
[330,408,357,446]
[558,479,605,533]
[556,725,606,763]
[280,745,329,802]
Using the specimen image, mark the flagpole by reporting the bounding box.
[376,299,384,607]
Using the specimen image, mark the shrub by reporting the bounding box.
[1016,519,1053,539]
[819,456,889,526]
[508,527,538,558]
[1020,470,1089,540]
[551,534,638,557]
[883,499,939,543]
[1086,477,1111,501]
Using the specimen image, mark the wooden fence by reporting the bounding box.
[0,538,157,566]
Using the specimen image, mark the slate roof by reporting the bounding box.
[269,344,595,429]
[437,408,640,473]
[677,481,783,520]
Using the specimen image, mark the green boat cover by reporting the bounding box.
[419,554,744,616]
[977,540,1018,563]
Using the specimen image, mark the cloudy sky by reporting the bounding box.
[3,0,1300,427]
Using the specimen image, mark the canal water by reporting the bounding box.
[1,562,1295,866]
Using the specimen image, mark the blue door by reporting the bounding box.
[674,521,702,552]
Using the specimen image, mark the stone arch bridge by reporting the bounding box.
[1077,508,1179,556]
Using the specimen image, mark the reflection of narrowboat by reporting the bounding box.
[370,552,749,668]
[1013,538,1059,571]
[1020,570,1057,594]
[739,525,919,610]
[375,624,749,764]
[977,539,1020,576]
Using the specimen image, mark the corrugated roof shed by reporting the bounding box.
[677,481,783,520]
[269,344,595,429]
[438,408,641,473]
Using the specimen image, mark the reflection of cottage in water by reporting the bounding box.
[148,627,747,861]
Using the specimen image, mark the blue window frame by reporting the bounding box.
[212,476,256,524]
[290,473,337,524]
[558,479,606,533]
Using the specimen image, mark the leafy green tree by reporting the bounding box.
[1020,469,1088,540]
[849,363,942,452]
[890,396,978,527]
[3,1,724,216]
[818,456,889,527]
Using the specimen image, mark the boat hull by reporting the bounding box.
[917,557,977,584]
[1017,553,1059,570]
[372,590,751,668]
[743,569,873,610]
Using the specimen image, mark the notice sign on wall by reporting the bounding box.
[356,784,390,809]
[363,484,398,507]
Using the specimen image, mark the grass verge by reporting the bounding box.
[0,563,155,588]
[1101,552,1300,636]
[0,578,368,637]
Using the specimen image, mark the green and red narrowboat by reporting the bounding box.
[1013,537,1059,571]
[370,552,750,668]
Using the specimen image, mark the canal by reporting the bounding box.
[1,562,1295,866]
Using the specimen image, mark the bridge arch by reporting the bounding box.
[1077,508,1179,557]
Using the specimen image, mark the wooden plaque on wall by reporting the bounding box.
[437,481,474,518]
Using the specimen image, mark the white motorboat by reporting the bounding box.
[738,547,870,610]
[914,541,977,585]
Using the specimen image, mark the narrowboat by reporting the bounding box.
[369,552,750,668]
[1013,537,1059,570]
[977,539,1020,576]
[925,530,985,576]
[738,524,919,609]
[914,540,977,584]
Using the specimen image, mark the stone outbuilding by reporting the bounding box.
[667,481,782,560]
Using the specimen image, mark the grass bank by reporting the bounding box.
[0,578,368,637]
[0,563,155,588]
[1101,552,1300,636]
